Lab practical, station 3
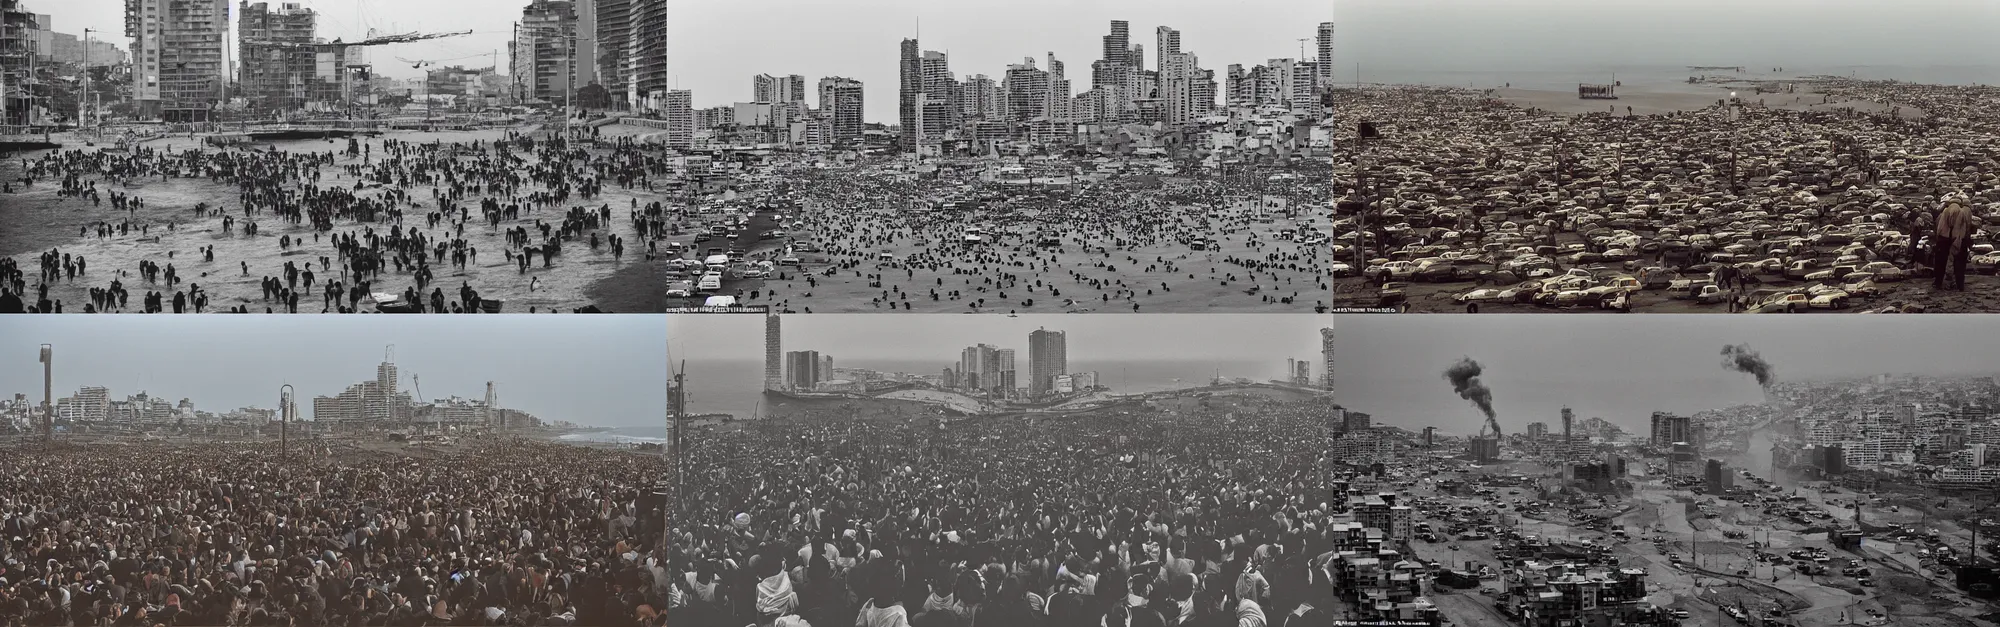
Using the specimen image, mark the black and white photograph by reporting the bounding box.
[1330,314,2000,627]
[650,0,1334,313]
[664,314,1355,626]
[0,314,672,626]
[1329,0,2000,313]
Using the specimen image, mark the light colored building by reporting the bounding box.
[125,0,229,121]
[817,76,864,145]
[663,89,692,148]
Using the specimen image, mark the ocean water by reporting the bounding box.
[1342,64,2000,91]
[667,358,1292,419]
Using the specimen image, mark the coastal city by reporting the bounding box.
[1327,2,2000,313]
[0,315,672,627]
[657,5,1335,313]
[663,314,1344,626]
[0,0,1333,314]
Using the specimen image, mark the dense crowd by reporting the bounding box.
[4,129,674,313]
[667,397,1351,627]
[672,157,1329,313]
[0,440,671,626]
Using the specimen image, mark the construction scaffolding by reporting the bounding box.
[238,2,316,115]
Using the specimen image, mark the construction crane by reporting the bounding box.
[396,52,497,70]
[242,29,474,50]
[412,373,425,403]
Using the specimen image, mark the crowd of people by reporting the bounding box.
[0,438,676,627]
[667,396,1354,627]
[4,128,673,313]
[670,157,1330,314]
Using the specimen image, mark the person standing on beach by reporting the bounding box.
[1932,198,1974,291]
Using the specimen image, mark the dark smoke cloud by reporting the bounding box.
[1721,344,1775,388]
[1443,357,1496,422]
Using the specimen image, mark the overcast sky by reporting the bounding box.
[40,1,1329,120]
[1333,315,2000,437]
[1336,0,2000,77]
[674,0,1329,121]
[669,314,1333,363]
[0,316,666,427]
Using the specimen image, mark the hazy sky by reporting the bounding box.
[1333,315,2000,437]
[36,0,522,81]
[679,0,1332,121]
[0,316,666,427]
[669,314,1333,363]
[1335,0,2000,78]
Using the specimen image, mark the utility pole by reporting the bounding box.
[81,28,92,131]
[279,384,293,461]
[39,345,52,446]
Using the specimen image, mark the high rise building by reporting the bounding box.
[1045,52,1070,127]
[1316,22,1334,89]
[662,89,692,148]
[1101,20,1129,68]
[785,351,822,391]
[1321,327,1335,390]
[818,77,864,146]
[514,0,578,106]
[1029,328,1067,397]
[918,50,955,142]
[997,349,1017,395]
[126,0,228,121]
[1005,58,1048,123]
[754,73,804,103]
[237,2,317,115]
[764,314,782,391]
[595,0,632,108]
[961,74,998,120]
[628,0,668,109]
[898,38,919,150]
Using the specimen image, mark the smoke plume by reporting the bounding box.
[1720,344,1775,388]
[1444,357,1496,422]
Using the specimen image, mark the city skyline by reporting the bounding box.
[670,314,1333,364]
[678,0,1330,122]
[0,316,666,427]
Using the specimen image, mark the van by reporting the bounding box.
[698,272,723,291]
[703,295,738,307]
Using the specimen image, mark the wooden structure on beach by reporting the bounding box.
[1578,84,1618,100]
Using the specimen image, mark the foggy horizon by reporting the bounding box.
[0,316,666,428]
[681,0,1331,122]
[670,314,1333,364]
[1334,0,2000,84]
[1335,316,2000,437]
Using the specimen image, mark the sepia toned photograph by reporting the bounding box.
[1328,0,1999,313]
[1331,314,2000,627]
[0,314,670,626]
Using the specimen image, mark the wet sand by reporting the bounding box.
[3,129,671,313]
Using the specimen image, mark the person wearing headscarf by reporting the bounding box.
[1933,196,1975,290]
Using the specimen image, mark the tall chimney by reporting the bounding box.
[1562,407,1574,459]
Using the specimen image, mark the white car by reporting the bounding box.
[698,272,723,291]
[1455,288,1505,304]
[666,281,694,298]
[1857,261,1907,281]
[1809,291,1849,310]
[1329,262,1356,277]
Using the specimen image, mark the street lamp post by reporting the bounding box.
[279,384,294,462]
[81,28,92,131]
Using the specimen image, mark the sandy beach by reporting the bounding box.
[2,128,672,313]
